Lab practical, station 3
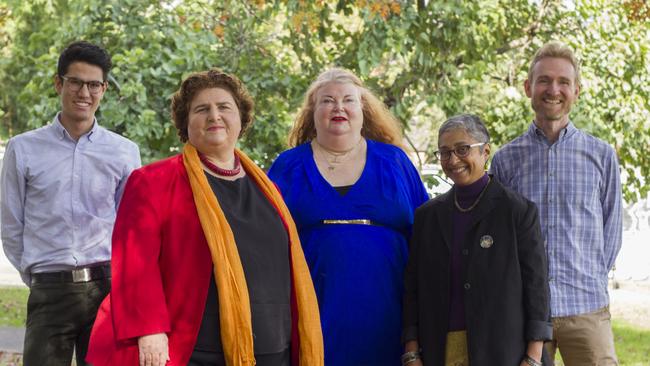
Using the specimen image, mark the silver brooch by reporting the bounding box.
[480,235,494,249]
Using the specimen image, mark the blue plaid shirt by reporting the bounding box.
[490,122,622,317]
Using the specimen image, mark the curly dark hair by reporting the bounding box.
[171,69,254,143]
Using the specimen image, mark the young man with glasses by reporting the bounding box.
[1,40,141,365]
[490,41,622,365]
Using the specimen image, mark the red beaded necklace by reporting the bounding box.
[198,153,241,177]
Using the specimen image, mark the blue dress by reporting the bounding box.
[268,140,429,366]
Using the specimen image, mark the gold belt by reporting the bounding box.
[322,219,376,225]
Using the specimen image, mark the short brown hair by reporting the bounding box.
[528,41,581,86]
[171,69,254,142]
[288,68,404,148]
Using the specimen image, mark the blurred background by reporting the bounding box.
[0,1,648,364]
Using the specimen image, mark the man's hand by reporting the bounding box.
[138,333,169,366]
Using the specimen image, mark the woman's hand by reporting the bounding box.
[519,340,544,366]
[403,340,423,366]
[138,333,170,366]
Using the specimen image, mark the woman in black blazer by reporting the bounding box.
[401,114,552,366]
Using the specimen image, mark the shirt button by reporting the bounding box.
[462,249,469,255]
[464,283,471,290]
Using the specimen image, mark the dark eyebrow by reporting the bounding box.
[450,141,470,147]
[192,101,233,111]
[65,76,104,83]
[438,141,470,149]
[192,103,209,111]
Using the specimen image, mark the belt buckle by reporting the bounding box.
[72,268,92,283]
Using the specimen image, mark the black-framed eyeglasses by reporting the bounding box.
[60,76,106,94]
[434,142,486,161]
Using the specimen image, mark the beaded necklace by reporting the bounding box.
[199,153,241,177]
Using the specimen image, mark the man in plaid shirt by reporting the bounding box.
[490,41,622,365]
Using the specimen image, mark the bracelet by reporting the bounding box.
[523,354,542,366]
[401,350,421,366]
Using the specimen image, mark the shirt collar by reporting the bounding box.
[528,120,578,144]
[52,113,100,142]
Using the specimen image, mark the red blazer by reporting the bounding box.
[87,155,216,365]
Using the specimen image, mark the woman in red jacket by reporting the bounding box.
[86,69,323,366]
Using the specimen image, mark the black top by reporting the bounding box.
[333,184,353,196]
[194,173,291,362]
[449,173,490,330]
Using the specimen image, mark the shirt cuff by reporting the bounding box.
[525,320,553,341]
[401,325,418,344]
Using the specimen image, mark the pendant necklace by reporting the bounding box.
[313,138,363,172]
[454,176,491,212]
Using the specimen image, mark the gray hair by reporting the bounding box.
[438,114,490,145]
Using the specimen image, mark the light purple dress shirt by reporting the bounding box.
[1,114,141,286]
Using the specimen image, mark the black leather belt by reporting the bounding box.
[31,264,111,285]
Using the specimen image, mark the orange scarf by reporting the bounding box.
[182,144,323,366]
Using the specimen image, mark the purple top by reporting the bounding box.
[448,173,490,331]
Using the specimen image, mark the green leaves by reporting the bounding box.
[1,0,648,200]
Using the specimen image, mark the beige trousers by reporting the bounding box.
[545,306,618,366]
[445,330,469,366]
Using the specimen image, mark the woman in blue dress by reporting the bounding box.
[268,68,429,366]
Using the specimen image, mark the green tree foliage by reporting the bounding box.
[0,0,305,165]
[1,0,648,200]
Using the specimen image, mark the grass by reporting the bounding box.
[0,286,27,327]
[612,320,650,365]
[0,286,648,365]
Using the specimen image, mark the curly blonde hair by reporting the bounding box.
[288,68,404,148]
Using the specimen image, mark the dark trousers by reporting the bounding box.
[23,278,110,366]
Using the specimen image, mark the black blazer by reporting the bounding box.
[403,177,552,366]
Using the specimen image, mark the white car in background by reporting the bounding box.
[420,164,452,198]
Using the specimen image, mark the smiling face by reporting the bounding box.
[525,57,580,127]
[438,128,490,186]
[313,82,363,143]
[55,61,107,127]
[187,87,242,155]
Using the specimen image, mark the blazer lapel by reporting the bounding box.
[468,178,503,229]
[435,190,455,251]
